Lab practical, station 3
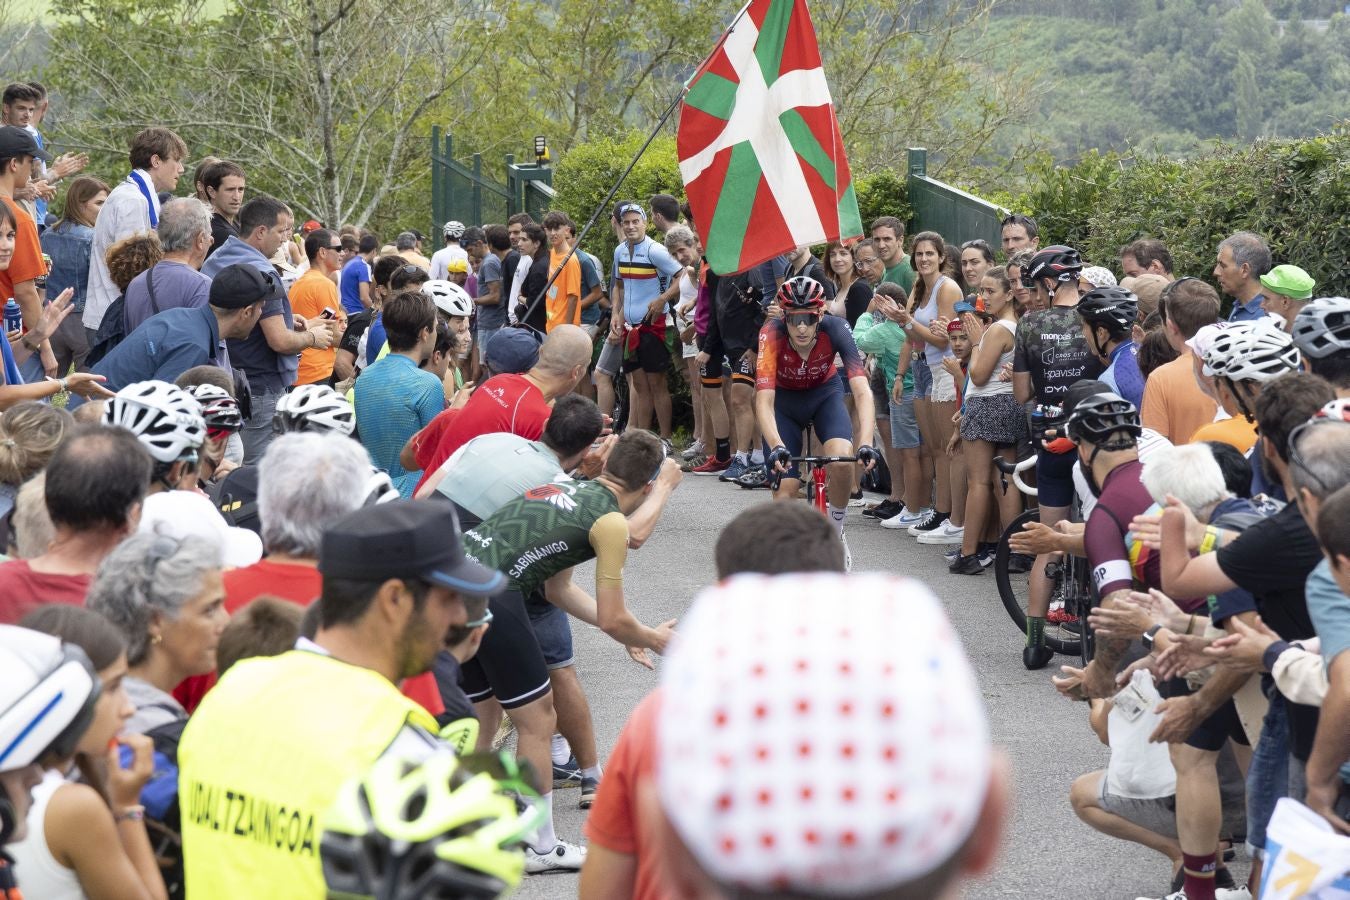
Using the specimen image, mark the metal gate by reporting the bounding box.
[430,126,555,232]
[906,147,1006,247]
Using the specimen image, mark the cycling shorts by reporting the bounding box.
[701,345,754,387]
[770,377,852,480]
[1036,444,1079,508]
[622,328,674,374]
[459,587,552,709]
[529,600,574,670]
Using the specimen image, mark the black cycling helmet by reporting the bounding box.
[1077,286,1139,336]
[1025,245,1083,286]
[1065,390,1142,447]
[777,275,827,313]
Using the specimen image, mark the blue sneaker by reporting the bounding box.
[719,456,748,483]
[553,755,582,788]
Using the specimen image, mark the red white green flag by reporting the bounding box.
[678,0,863,275]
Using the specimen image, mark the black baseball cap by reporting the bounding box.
[319,499,506,596]
[0,126,52,163]
[209,263,285,310]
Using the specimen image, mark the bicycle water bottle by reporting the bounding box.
[3,298,21,334]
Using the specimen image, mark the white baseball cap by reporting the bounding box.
[656,573,991,896]
[137,491,263,568]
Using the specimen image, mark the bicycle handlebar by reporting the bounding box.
[789,455,860,464]
[995,455,1038,497]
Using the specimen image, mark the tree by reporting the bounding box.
[47,0,505,228]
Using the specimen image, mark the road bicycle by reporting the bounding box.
[769,449,860,571]
[992,456,1096,664]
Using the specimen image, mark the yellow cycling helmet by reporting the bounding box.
[322,750,542,900]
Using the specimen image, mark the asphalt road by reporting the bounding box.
[513,474,1237,899]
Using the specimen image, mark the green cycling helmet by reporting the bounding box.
[321,750,543,900]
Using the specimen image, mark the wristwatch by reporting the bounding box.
[1141,624,1163,652]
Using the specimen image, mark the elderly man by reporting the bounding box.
[1213,231,1272,323]
[123,197,215,331]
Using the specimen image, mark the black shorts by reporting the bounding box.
[458,587,552,710]
[622,329,673,374]
[1036,445,1078,508]
[1159,678,1251,752]
[700,345,754,385]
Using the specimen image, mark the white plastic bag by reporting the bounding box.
[1106,669,1176,800]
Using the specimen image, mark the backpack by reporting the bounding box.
[86,265,164,367]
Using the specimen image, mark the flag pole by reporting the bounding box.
[516,2,753,334]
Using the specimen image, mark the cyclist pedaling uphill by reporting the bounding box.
[755,277,879,558]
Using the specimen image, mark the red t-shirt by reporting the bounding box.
[0,561,90,624]
[173,560,444,716]
[584,689,667,900]
[412,374,551,492]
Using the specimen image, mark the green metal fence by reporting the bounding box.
[906,147,1007,248]
[430,126,555,233]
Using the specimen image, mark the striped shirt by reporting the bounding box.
[613,236,682,325]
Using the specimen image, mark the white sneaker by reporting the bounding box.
[1134,892,1185,900]
[525,839,587,874]
[1217,889,1252,900]
[880,506,930,530]
[681,439,705,460]
[917,520,965,545]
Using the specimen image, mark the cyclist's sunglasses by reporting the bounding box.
[786,312,820,328]
[206,425,238,442]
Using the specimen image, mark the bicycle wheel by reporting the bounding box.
[1067,557,1097,666]
[994,509,1079,656]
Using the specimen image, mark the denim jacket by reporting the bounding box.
[40,220,95,313]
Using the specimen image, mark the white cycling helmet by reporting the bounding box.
[104,381,207,464]
[273,384,356,437]
[1202,317,1300,383]
[443,220,466,240]
[423,280,474,318]
[1292,296,1350,359]
[363,468,400,507]
[0,626,99,776]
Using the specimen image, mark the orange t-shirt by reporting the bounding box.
[1140,354,1217,444]
[1191,414,1258,454]
[0,196,47,322]
[584,689,669,900]
[545,249,582,332]
[288,267,345,385]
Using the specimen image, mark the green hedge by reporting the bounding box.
[1012,130,1350,297]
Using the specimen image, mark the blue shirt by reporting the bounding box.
[353,354,446,496]
[1228,293,1267,322]
[1100,340,1145,408]
[39,221,95,312]
[365,313,386,365]
[578,251,603,326]
[91,305,228,391]
[613,237,682,325]
[202,236,296,390]
[339,257,371,315]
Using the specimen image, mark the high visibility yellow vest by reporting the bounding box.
[177,649,439,899]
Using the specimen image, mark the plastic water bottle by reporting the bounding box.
[3,298,21,334]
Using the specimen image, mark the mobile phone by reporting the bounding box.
[319,307,337,320]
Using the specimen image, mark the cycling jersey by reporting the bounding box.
[756,314,865,392]
[1013,305,1104,402]
[1084,459,1161,598]
[1100,340,1145,408]
[462,478,628,597]
[613,236,682,325]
